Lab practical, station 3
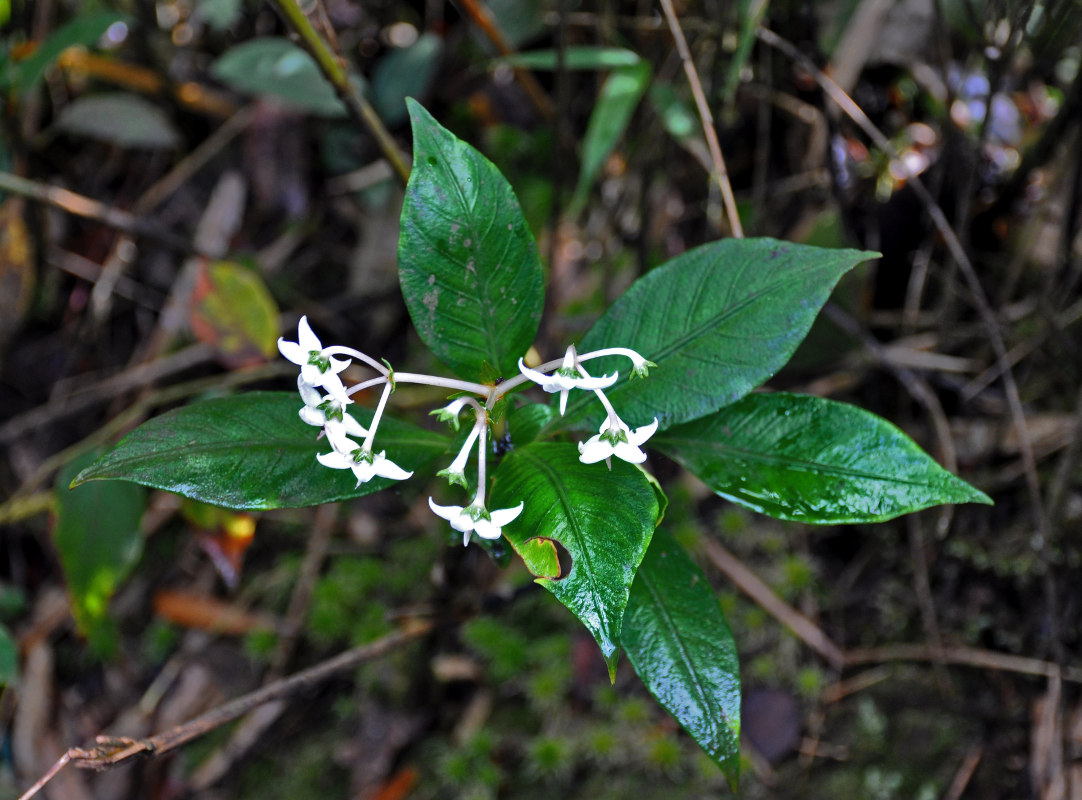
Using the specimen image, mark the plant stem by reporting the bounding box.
[269,0,412,186]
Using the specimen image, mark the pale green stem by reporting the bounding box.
[268,0,411,186]
[473,418,489,507]
[361,382,394,452]
[323,346,389,375]
[394,372,492,397]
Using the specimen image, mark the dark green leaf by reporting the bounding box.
[54,94,180,149]
[656,392,993,523]
[490,442,660,676]
[372,33,443,126]
[0,623,17,687]
[507,402,558,446]
[399,99,544,381]
[623,530,741,784]
[545,238,878,435]
[570,61,652,215]
[497,47,642,71]
[7,11,127,96]
[55,451,147,656]
[211,38,348,117]
[72,392,449,510]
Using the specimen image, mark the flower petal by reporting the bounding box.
[299,406,325,427]
[371,451,413,481]
[278,338,306,366]
[577,435,611,464]
[472,517,503,539]
[611,439,648,463]
[317,450,353,469]
[428,497,463,523]
[296,315,321,352]
[487,502,524,527]
[628,417,659,446]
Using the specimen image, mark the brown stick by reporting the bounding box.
[701,538,846,669]
[658,0,744,238]
[16,621,432,799]
[453,0,556,121]
[845,644,1082,683]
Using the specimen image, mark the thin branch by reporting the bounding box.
[0,171,207,256]
[845,644,1082,683]
[453,0,556,121]
[757,25,1059,662]
[269,0,411,186]
[658,0,743,238]
[17,621,431,799]
[702,538,846,669]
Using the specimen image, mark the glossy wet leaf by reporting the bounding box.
[399,99,544,381]
[211,38,347,116]
[72,392,449,509]
[545,238,877,436]
[623,530,741,784]
[655,392,993,523]
[490,442,659,677]
[55,93,180,149]
[55,451,147,656]
[570,61,652,215]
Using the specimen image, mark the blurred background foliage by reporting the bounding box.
[2,0,1082,797]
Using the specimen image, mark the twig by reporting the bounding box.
[16,752,72,800]
[0,171,207,256]
[758,26,1059,664]
[0,361,292,520]
[844,644,1082,683]
[17,622,432,799]
[944,743,984,800]
[658,0,743,238]
[453,0,556,121]
[269,0,411,186]
[701,538,846,669]
[0,343,217,446]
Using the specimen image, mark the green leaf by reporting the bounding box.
[193,0,243,31]
[545,238,878,436]
[490,442,660,676]
[72,392,449,509]
[55,451,147,656]
[54,93,180,149]
[507,402,558,446]
[398,99,544,381]
[190,260,280,365]
[371,33,443,126]
[210,38,348,117]
[6,10,127,96]
[655,392,993,524]
[496,47,642,71]
[623,530,741,784]
[723,0,771,110]
[0,622,17,687]
[569,61,652,215]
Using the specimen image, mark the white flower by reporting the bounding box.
[297,377,368,445]
[430,398,471,431]
[578,416,659,465]
[518,345,618,415]
[628,352,658,380]
[316,447,412,486]
[428,497,524,546]
[279,316,350,392]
